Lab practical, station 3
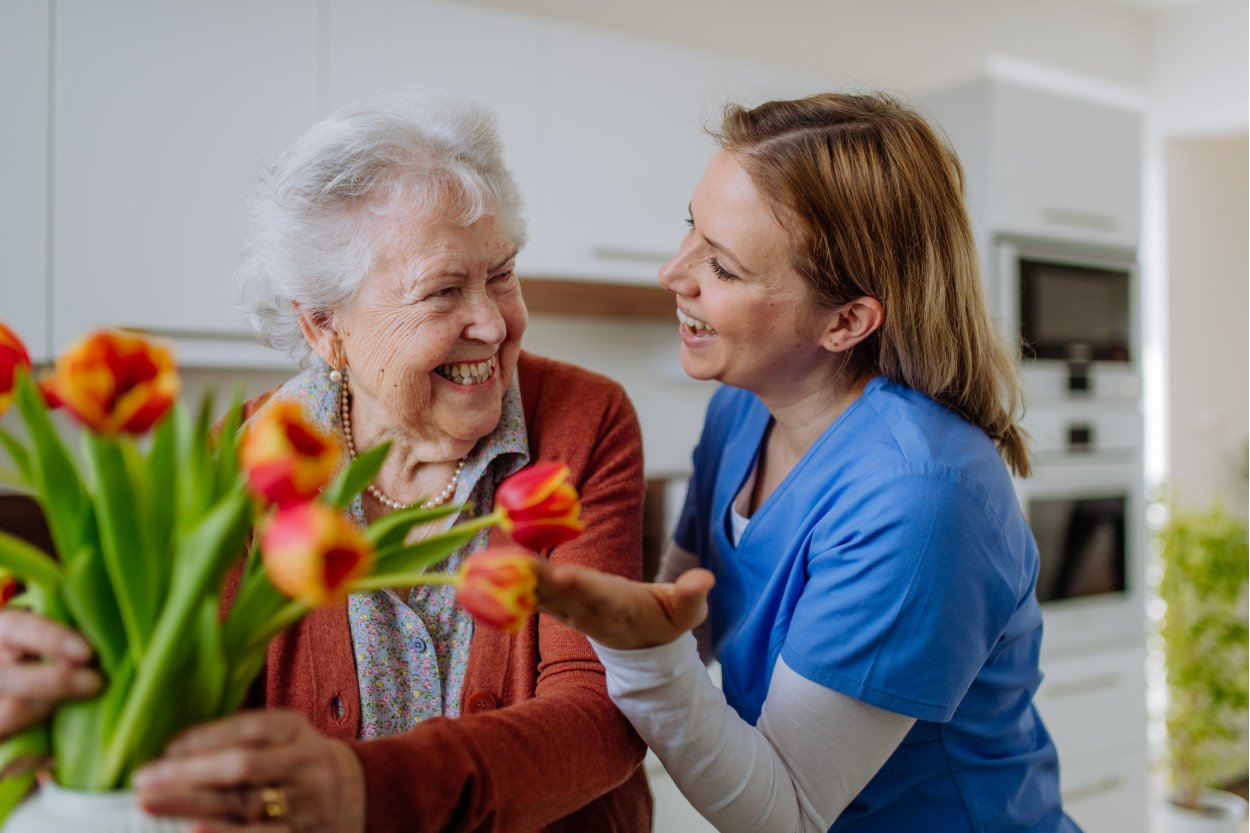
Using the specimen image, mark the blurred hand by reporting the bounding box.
[134,709,365,833]
[534,561,715,651]
[0,609,101,738]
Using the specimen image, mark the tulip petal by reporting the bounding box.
[454,547,538,632]
[496,463,571,511]
[44,330,178,435]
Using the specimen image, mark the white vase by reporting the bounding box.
[1153,789,1249,833]
[3,783,194,833]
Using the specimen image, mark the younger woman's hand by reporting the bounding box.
[0,609,101,738]
[534,561,715,651]
[134,709,365,833]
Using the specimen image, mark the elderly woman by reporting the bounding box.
[0,92,650,832]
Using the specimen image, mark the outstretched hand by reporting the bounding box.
[534,560,715,651]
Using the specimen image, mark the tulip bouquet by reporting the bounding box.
[0,323,582,819]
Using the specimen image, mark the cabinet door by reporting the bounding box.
[546,25,810,283]
[325,0,548,276]
[0,0,51,361]
[53,1,320,346]
[992,83,1141,246]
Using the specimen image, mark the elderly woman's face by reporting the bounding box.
[333,208,526,448]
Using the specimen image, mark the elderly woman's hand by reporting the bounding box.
[534,560,715,651]
[0,609,101,738]
[134,709,365,833]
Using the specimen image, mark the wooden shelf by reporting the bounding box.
[520,277,674,321]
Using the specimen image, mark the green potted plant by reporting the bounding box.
[1153,499,1248,832]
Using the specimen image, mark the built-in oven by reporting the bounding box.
[1016,458,1145,653]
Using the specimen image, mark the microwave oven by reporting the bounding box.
[995,238,1139,397]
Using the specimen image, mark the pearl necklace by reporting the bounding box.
[337,372,466,511]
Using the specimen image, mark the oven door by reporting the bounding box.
[1015,458,1146,654]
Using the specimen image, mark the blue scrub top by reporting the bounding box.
[674,377,1081,832]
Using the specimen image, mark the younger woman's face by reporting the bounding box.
[657,151,835,399]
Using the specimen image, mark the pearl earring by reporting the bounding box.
[329,366,343,383]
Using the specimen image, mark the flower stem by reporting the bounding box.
[348,572,458,593]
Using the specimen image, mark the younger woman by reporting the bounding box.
[537,93,1080,832]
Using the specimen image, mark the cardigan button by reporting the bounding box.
[466,691,497,712]
[330,695,345,719]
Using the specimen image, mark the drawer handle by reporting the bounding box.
[1063,776,1124,803]
[591,246,672,265]
[1044,672,1122,698]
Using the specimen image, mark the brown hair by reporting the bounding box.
[715,92,1030,476]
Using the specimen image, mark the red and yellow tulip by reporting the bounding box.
[0,573,18,607]
[0,322,32,417]
[494,462,584,550]
[42,329,178,435]
[454,546,538,632]
[260,502,374,608]
[239,400,342,508]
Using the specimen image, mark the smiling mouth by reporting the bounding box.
[677,307,717,336]
[435,354,498,386]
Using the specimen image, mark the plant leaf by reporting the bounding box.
[213,392,245,500]
[373,525,481,576]
[13,373,85,565]
[0,722,48,822]
[323,440,391,510]
[364,502,462,551]
[61,533,127,676]
[0,529,62,589]
[83,433,156,659]
[0,426,32,487]
[97,489,252,787]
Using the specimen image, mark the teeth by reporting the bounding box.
[436,354,498,386]
[676,307,716,335]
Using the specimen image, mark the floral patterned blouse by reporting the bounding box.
[260,367,529,739]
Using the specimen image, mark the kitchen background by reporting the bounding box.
[0,1,1245,831]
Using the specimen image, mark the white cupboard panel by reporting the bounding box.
[546,25,811,283]
[53,1,321,345]
[992,82,1141,247]
[0,0,51,360]
[325,0,548,276]
[1058,744,1150,833]
[1035,644,1147,762]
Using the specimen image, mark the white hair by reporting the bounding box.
[234,90,527,367]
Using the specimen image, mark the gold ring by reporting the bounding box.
[260,785,289,820]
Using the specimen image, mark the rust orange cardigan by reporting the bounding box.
[239,352,652,833]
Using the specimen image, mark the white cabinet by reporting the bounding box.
[0,0,51,361]
[545,24,811,283]
[324,0,549,277]
[924,78,1142,249]
[993,84,1141,246]
[52,0,321,351]
[1036,644,1150,832]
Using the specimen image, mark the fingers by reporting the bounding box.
[659,568,715,634]
[140,780,295,830]
[0,696,55,738]
[0,610,93,663]
[136,713,367,833]
[190,825,292,833]
[535,561,713,650]
[188,824,291,833]
[0,611,101,738]
[162,710,305,759]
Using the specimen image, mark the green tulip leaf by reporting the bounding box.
[324,440,391,510]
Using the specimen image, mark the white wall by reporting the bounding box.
[1163,135,1248,512]
[1148,0,1249,134]
[1140,0,1249,506]
[463,0,1151,93]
